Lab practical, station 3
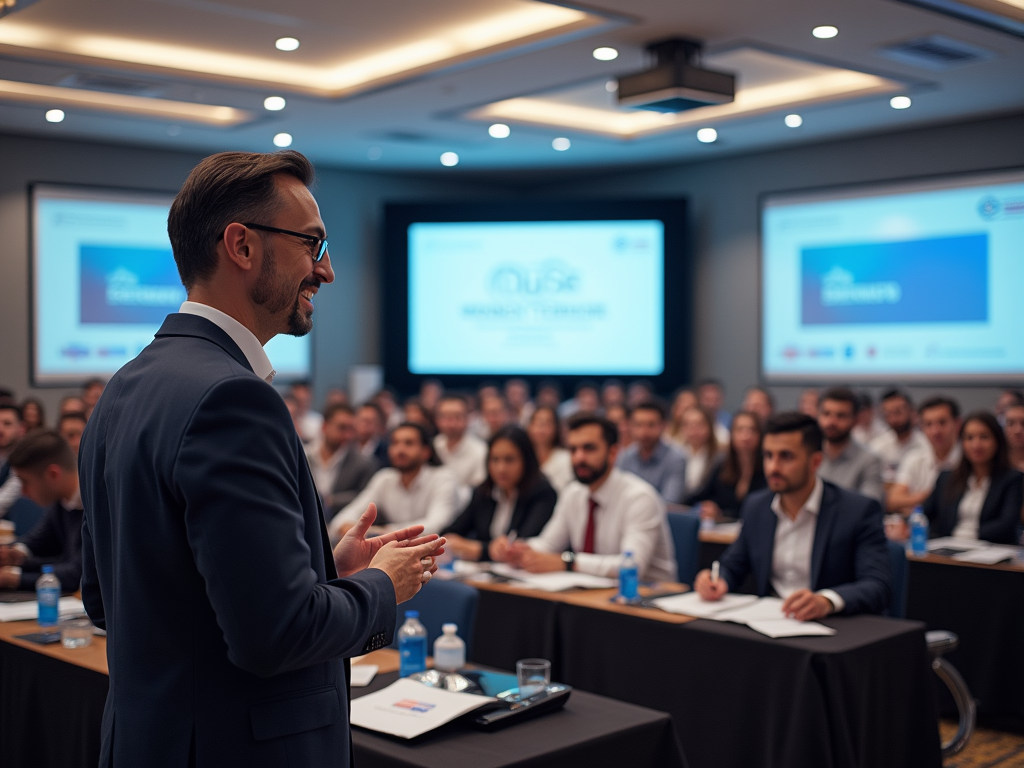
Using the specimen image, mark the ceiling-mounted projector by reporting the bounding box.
[617,38,735,113]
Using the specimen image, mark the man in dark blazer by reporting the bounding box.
[307,403,380,516]
[696,412,891,619]
[79,150,445,768]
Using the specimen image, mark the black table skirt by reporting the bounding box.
[470,590,941,768]
[906,559,1024,722]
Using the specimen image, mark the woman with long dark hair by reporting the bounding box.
[922,411,1023,543]
[685,411,766,520]
[527,405,574,492]
[443,425,557,561]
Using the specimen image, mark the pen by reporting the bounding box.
[507,531,518,547]
[711,560,720,584]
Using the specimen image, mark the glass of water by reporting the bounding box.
[516,658,550,698]
[60,617,93,649]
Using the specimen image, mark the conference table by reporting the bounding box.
[467,577,941,768]
[0,617,686,768]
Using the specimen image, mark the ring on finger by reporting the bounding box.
[421,570,432,582]
[420,556,433,567]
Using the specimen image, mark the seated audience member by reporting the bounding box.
[57,412,88,458]
[402,397,436,436]
[797,388,820,418]
[419,378,444,415]
[887,396,961,515]
[477,394,512,440]
[852,392,888,446]
[20,399,45,431]
[627,380,654,409]
[741,386,775,427]
[534,380,562,410]
[922,412,1023,544]
[666,389,697,446]
[996,388,1024,426]
[323,388,349,408]
[445,426,557,561]
[505,379,534,426]
[694,413,892,618]
[289,380,322,445]
[355,402,390,466]
[816,387,884,501]
[605,404,631,450]
[433,395,488,489]
[58,395,87,418]
[527,406,574,492]
[601,379,626,412]
[372,388,402,430]
[869,389,929,484]
[686,411,767,520]
[497,414,676,582]
[331,422,458,536]
[81,378,105,419]
[678,406,720,496]
[1005,400,1024,473]
[0,402,26,517]
[0,430,83,591]
[696,379,731,447]
[559,381,600,419]
[307,404,379,515]
[616,400,688,504]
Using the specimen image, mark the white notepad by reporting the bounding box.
[649,591,758,617]
[351,677,495,739]
[351,665,378,687]
[0,597,86,622]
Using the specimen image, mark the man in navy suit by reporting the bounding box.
[695,412,891,619]
[79,150,446,767]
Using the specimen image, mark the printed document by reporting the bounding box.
[351,677,495,739]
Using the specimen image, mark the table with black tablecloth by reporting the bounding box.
[470,581,941,768]
[906,552,1024,723]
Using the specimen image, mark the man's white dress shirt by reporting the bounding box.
[894,444,962,495]
[769,478,845,612]
[434,434,488,489]
[528,468,676,582]
[179,302,276,383]
[331,465,458,535]
[869,429,930,484]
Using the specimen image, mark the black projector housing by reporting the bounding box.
[617,38,735,113]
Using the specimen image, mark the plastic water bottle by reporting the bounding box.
[36,565,61,627]
[398,610,428,677]
[619,551,639,602]
[433,623,466,672]
[909,507,929,556]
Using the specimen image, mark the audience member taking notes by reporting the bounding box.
[694,413,892,620]
[816,387,884,501]
[887,396,962,516]
[494,413,676,582]
[616,399,688,504]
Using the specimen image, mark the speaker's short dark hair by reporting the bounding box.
[629,399,667,421]
[765,412,823,452]
[566,412,618,447]
[820,387,860,414]
[168,150,315,289]
[8,429,75,473]
[919,396,960,420]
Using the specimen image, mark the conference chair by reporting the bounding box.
[666,511,701,586]
[394,578,479,657]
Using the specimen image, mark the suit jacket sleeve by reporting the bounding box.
[718,496,757,592]
[80,509,105,630]
[175,376,395,678]
[515,482,558,541]
[445,490,482,537]
[978,472,1023,544]
[830,498,892,615]
[660,452,689,506]
[922,473,947,535]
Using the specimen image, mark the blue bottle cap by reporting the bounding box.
[405,610,419,619]
[42,565,54,573]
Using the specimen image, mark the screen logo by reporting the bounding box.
[488,260,580,296]
[80,245,185,324]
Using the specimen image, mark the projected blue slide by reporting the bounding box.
[79,245,185,324]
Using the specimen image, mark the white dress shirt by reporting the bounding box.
[681,445,713,496]
[769,478,845,612]
[540,448,575,493]
[869,429,930,484]
[895,444,962,495]
[331,465,458,535]
[490,488,517,540]
[528,468,676,582]
[179,301,276,382]
[952,475,990,540]
[434,434,488,489]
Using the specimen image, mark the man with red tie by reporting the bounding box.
[494,413,676,582]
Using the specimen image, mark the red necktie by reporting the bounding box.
[583,497,598,554]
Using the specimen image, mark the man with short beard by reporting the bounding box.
[816,388,884,501]
[869,389,929,485]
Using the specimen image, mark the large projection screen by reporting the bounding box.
[31,184,311,385]
[761,168,1024,384]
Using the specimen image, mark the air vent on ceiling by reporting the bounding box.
[58,73,167,97]
[878,35,994,71]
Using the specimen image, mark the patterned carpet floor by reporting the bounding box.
[942,721,1024,768]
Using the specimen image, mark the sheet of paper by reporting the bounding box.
[649,591,758,617]
[351,664,378,687]
[488,564,617,591]
[713,522,742,536]
[0,597,86,622]
[351,677,495,739]
[925,537,989,553]
[745,619,837,638]
[709,596,788,623]
[952,546,1020,565]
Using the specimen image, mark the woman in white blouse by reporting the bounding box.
[922,411,1023,544]
[527,406,574,493]
[678,406,721,497]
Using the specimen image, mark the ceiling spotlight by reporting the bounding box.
[605,80,618,93]
[367,146,382,160]
[440,151,459,167]
[273,132,293,147]
[812,26,838,39]
[784,114,803,128]
[593,47,619,61]
[488,123,511,138]
[552,137,571,151]
[696,127,718,143]
[890,95,912,109]
[275,37,300,52]
[263,96,286,111]
[45,109,65,123]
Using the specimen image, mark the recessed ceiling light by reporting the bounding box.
[593,47,618,61]
[605,80,618,93]
[696,127,718,143]
[275,37,300,52]
[440,151,459,166]
[263,96,286,111]
[784,113,803,128]
[273,132,293,147]
[488,123,511,138]
[367,146,382,160]
[45,108,64,123]
[890,95,912,109]
[552,137,571,151]
[812,26,838,39]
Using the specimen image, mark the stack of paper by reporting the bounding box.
[351,665,378,687]
[488,564,617,592]
[0,597,86,622]
[351,677,495,738]
[649,593,835,638]
[649,592,757,618]
[952,546,1020,565]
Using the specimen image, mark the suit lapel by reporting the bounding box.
[810,484,838,589]
[756,507,778,595]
